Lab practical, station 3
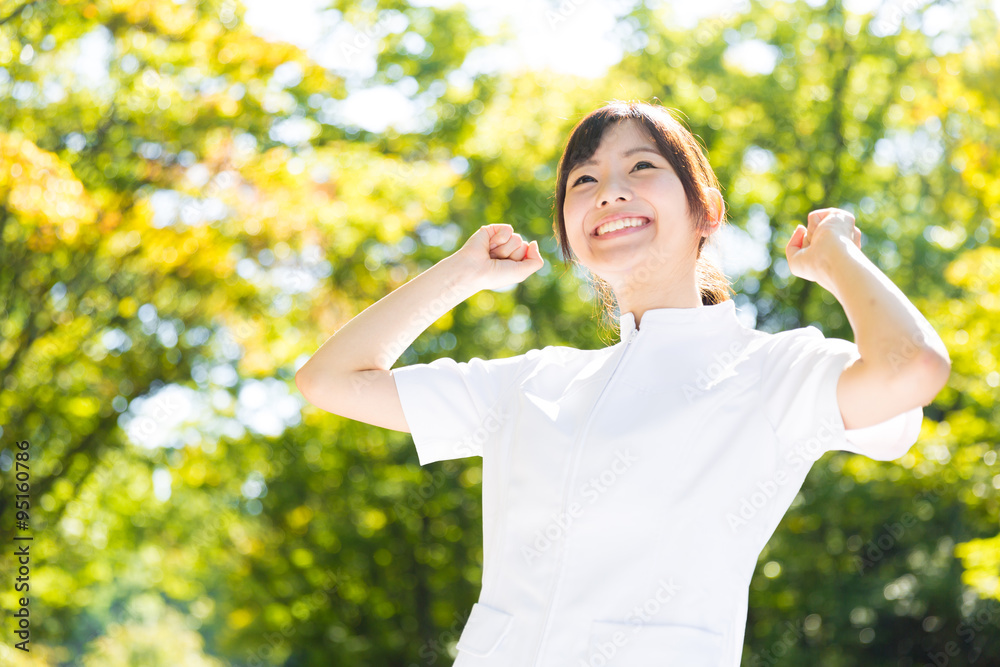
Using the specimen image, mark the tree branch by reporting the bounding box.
[0,0,42,26]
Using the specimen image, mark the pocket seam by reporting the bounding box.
[585,619,724,664]
[455,602,513,657]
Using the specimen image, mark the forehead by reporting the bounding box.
[570,120,659,172]
[601,119,649,144]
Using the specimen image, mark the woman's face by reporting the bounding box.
[563,119,717,292]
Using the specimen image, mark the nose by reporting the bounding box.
[597,179,633,207]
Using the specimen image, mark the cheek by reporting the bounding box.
[563,215,589,255]
[565,224,588,254]
[563,198,587,231]
[564,192,583,214]
[641,178,676,202]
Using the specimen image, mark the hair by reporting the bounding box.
[552,99,734,331]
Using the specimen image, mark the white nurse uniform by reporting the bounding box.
[390,298,923,666]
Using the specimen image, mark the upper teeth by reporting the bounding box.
[595,217,649,236]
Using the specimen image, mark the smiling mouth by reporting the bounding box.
[593,217,653,238]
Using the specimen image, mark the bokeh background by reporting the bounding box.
[1,0,999,664]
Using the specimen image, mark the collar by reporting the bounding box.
[618,298,740,341]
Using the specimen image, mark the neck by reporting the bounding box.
[617,297,736,342]
[611,278,702,330]
[604,244,705,328]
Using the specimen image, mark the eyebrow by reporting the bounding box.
[570,146,663,173]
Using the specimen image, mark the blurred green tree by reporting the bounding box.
[1,0,997,665]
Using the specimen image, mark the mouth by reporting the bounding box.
[592,216,653,239]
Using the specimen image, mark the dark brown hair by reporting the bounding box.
[553,100,734,329]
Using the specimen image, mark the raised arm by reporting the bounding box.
[785,208,951,431]
[294,224,542,432]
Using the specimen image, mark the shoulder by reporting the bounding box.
[512,343,610,395]
[519,343,605,373]
[529,343,602,360]
[741,327,861,392]
[728,323,857,378]
[742,323,852,354]
[455,344,594,381]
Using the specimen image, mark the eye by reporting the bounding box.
[571,161,655,187]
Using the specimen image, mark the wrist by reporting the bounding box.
[438,253,484,297]
[818,235,863,296]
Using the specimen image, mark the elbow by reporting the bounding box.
[907,347,952,406]
[294,367,314,401]
[920,345,951,386]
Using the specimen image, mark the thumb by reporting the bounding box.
[520,240,542,274]
[789,225,806,248]
[786,225,805,259]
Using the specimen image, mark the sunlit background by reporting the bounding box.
[1,0,999,664]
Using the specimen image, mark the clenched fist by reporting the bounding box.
[452,224,545,292]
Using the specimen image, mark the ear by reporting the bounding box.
[702,187,724,236]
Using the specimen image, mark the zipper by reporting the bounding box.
[529,326,640,665]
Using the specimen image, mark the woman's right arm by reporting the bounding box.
[294,224,542,433]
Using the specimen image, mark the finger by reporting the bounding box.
[854,225,862,249]
[488,231,508,249]
[785,238,800,265]
[806,209,821,228]
[492,233,524,258]
[488,224,512,250]
[785,227,805,266]
[830,209,855,230]
[788,224,806,250]
[510,241,529,261]
[528,239,541,262]
[807,208,829,237]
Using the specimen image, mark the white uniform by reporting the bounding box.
[391,299,923,666]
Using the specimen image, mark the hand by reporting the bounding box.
[451,224,544,292]
[785,208,862,288]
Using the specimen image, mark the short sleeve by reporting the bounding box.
[391,350,538,466]
[761,327,924,463]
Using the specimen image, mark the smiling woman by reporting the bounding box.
[296,98,950,667]
[554,101,734,326]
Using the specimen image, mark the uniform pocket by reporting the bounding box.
[455,603,514,657]
[583,619,724,666]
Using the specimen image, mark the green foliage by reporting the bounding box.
[1,0,997,664]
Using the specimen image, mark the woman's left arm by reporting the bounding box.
[785,208,952,430]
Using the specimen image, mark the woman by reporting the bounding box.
[294,100,951,666]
